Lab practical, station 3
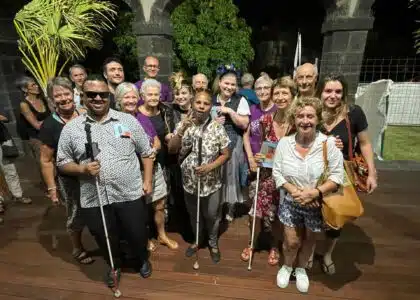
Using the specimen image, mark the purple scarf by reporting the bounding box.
[135,111,157,144]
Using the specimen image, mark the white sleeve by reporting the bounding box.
[236,96,251,116]
[272,139,287,188]
[326,137,344,185]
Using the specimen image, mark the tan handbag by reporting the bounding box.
[319,141,364,230]
[344,116,369,192]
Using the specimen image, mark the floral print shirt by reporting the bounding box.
[176,119,230,197]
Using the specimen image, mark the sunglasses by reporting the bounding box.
[85,91,110,99]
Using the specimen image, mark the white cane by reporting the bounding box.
[193,178,201,270]
[248,167,260,271]
[85,123,121,298]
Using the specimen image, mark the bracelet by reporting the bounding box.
[47,186,57,191]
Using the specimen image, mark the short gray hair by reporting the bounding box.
[141,79,161,94]
[192,73,208,84]
[47,76,73,99]
[69,64,86,76]
[15,76,35,91]
[241,73,254,86]
[115,82,139,105]
[254,72,273,88]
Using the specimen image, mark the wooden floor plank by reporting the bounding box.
[1,165,420,299]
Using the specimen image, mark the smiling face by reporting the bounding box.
[174,86,193,108]
[219,73,237,99]
[52,86,74,114]
[83,80,110,117]
[143,57,160,78]
[104,61,124,86]
[143,86,160,108]
[295,105,319,136]
[193,74,208,91]
[272,86,292,109]
[120,90,138,114]
[25,80,41,95]
[295,64,317,96]
[321,80,344,110]
[255,81,271,104]
[70,67,87,88]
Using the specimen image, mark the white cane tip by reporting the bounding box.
[114,289,122,298]
[247,267,252,271]
[193,262,199,270]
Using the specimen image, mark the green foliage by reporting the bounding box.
[409,0,420,54]
[112,11,139,81]
[171,0,254,80]
[14,0,117,96]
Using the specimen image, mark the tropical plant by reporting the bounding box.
[14,0,117,96]
[171,0,254,80]
[409,0,420,54]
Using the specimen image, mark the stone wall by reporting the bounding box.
[320,0,375,102]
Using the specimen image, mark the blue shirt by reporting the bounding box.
[238,88,259,105]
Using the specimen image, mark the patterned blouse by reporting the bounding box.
[176,119,230,197]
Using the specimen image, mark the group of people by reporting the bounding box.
[0,56,378,294]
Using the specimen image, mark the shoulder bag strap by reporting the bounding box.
[322,140,329,172]
[344,115,354,160]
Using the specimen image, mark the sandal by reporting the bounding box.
[322,259,336,275]
[73,249,94,265]
[148,240,157,252]
[158,236,179,250]
[268,248,279,266]
[241,246,252,262]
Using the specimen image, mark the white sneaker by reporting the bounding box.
[294,267,309,293]
[276,265,293,288]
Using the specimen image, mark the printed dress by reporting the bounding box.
[249,113,288,230]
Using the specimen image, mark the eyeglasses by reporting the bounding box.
[85,91,110,99]
[145,64,159,69]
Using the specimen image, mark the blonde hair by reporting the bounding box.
[287,96,323,127]
[115,82,139,106]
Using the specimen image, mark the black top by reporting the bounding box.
[322,105,368,160]
[38,114,65,159]
[20,99,50,139]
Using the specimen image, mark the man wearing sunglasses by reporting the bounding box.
[56,75,155,286]
[135,56,172,103]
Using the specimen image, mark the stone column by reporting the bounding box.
[131,0,174,84]
[320,0,375,102]
[0,0,26,148]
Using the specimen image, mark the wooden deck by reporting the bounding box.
[1,160,420,300]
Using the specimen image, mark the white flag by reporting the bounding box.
[293,32,301,78]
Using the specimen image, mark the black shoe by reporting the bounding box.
[105,268,121,288]
[185,244,198,257]
[139,260,152,278]
[209,247,221,264]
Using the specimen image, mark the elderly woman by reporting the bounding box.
[273,97,344,293]
[241,76,296,266]
[16,76,51,189]
[38,76,92,264]
[314,73,378,275]
[122,79,179,251]
[212,65,250,221]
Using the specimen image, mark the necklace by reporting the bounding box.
[57,110,79,124]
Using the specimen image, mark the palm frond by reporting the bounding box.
[14,0,117,96]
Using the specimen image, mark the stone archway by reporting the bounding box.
[123,0,186,83]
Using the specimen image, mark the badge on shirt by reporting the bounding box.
[113,123,131,138]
